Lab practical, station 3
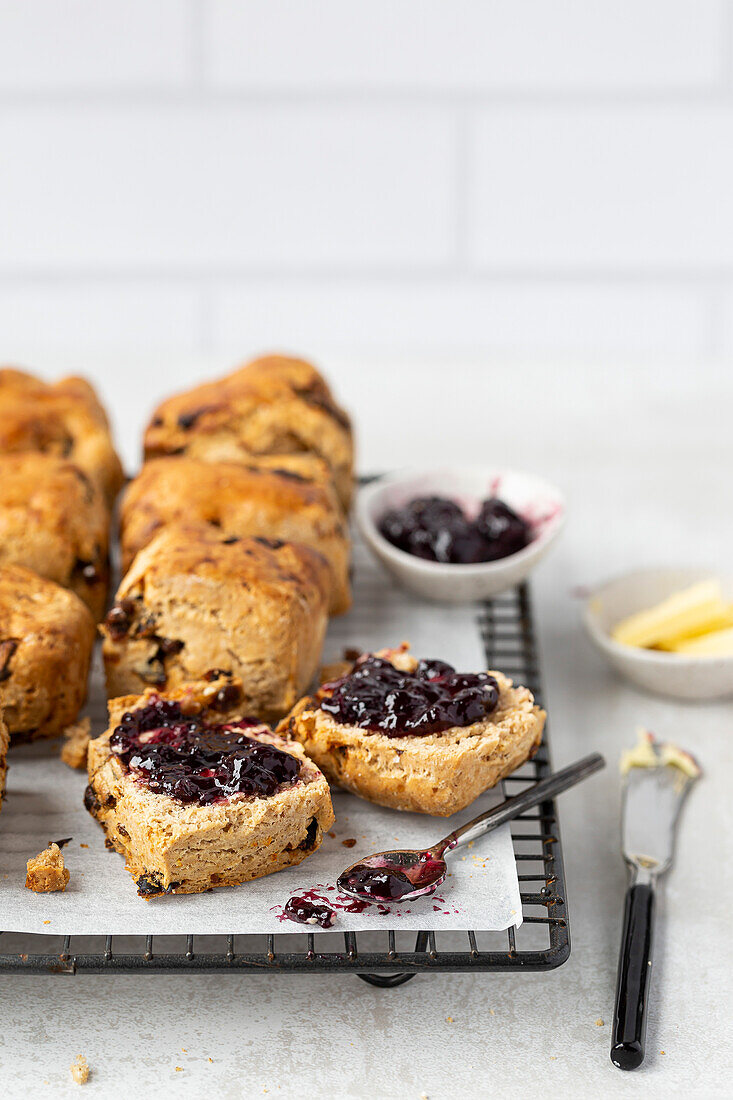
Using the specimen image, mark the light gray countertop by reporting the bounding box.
[1,357,731,1098]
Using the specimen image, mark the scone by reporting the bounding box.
[278,644,546,816]
[143,354,354,511]
[0,367,124,505]
[0,708,8,814]
[86,676,334,896]
[101,525,331,721]
[0,564,95,740]
[0,453,110,619]
[120,456,351,615]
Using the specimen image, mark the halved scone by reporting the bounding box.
[86,676,334,897]
[278,644,545,817]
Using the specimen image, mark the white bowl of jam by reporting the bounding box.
[357,467,565,603]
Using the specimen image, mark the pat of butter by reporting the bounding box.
[620,727,701,779]
[612,580,723,649]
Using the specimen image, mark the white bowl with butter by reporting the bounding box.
[583,568,733,701]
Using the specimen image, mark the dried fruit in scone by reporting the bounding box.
[0,708,8,815]
[143,354,354,512]
[0,453,110,619]
[25,842,71,892]
[0,367,124,506]
[119,456,351,615]
[278,644,546,817]
[86,677,334,897]
[0,564,95,741]
[101,525,331,721]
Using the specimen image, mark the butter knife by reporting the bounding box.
[611,729,701,1070]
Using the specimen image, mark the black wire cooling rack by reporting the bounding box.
[0,582,569,983]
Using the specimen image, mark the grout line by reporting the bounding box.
[722,0,733,90]
[452,106,471,268]
[0,87,732,109]
[0,270,732,285]
[189,0,207,89]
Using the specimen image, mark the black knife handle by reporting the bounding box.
[611,882,655,1070]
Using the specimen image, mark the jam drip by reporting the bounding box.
[283,896,336,928]
[109,699,301,805]
[320,656,499,737]
[379,495,531,564]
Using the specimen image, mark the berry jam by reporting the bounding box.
[109,699,301,805]
[320,656,498,736]
[283,895,336,928]
[379,495,531,564]
[337,865,416,901]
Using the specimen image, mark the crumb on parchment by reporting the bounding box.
[70,1055,89,1084]
[25,843,70,892]
[61,718,92,770]
[595,1018,605,1027]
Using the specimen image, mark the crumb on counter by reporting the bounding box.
[70,1054,89,1084]
[595,1018,604,1027]
[25,843,70,893]
[61,717,92,770]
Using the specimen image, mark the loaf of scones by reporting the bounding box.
[0,708,8,815]
[0,453,110,619]
[102,525,331,721]
[0,564,95,740]
[143,354,354,511]
[86,676,334,896]
[120,456,351,615]
[279,644,546,816]
[0,367,124,506]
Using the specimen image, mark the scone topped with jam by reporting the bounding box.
[279,644,545,816]
[142,354,354,511]
[86,676,334,897]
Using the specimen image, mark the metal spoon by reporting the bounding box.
[338,752,605,903]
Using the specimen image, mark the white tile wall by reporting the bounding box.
[0,1,731,367]
[205,0,723,91]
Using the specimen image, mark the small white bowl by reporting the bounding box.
[356,467,565,603]
[583,567,733,701]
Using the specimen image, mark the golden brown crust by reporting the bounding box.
[120,456,350,615]
[25,842,70,892]
[142,354,354,511]
[278,653,546,817]
[0,564,95,740]
[0,367,124,505]
[60,717,92,770]
[0,708,8,815]
[101,525,331,721]
[86,678,335,896]
[0,453,110,619]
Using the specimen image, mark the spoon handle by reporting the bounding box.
[434,752,605,855]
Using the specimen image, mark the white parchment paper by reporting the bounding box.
[0,538,522,935]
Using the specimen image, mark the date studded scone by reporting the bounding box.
[0,367,124,506]
[278,644,546,817]
[0,565,95,741]
[120,456,350,615]
[143,354,354,511]
[0,708,8,815]
[86,677,334,897]
[102,525,331,721]
[0,453,110,619]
